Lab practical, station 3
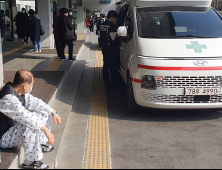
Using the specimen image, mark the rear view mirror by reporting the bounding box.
[117,26,127,37]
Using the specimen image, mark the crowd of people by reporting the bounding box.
[85,14,106,34]
[12,7,77,60]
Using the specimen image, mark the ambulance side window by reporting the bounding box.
[125,9,134,39]
[117,6,129,27]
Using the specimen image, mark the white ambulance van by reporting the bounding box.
[116,0,222,111]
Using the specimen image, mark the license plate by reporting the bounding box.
[185,88,221,95]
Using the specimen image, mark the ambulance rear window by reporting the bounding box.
[137,7,222,38]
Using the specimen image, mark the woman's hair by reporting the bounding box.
[28,9,35,16]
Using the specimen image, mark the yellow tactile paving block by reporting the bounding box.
[83,48,111,169]
[3,43,32,57]
[77,34,85,41]
[45,58,63,71]
[3,35,84,58]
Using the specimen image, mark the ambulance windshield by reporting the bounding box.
[137,7,222,38]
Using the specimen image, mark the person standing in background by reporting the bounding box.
[53,9,62,58]
[1,10,10,43]
[68,9,76,44]
[89,15,94,33]
[97,14,106,47]
[58,8,75,61]
[29,9,42,53]
[85,16,90,28]
[0,10,6,43]
[19,8,29,44]
[14,11,21,39]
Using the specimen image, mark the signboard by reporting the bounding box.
[99,1,112,4]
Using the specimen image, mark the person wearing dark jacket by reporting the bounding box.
[97,14,106,47]
[89,15,94,32]
[0,11,6,40]
[14,11,21,39]
[53,10,62,58]
[19,8,29,44]
[68,9,76,42]
[29,9,42,52]
[96,14,105,35]
[58,8,75,61]
[100,11,120,87]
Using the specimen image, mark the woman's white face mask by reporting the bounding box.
[69,13,72,16]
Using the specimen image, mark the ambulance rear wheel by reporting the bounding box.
[127,73,141,112]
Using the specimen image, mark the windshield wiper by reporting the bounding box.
[176,35,219,38]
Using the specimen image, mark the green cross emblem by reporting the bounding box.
[186,41,207,53]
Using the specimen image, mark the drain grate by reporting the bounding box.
[83,48,111,169]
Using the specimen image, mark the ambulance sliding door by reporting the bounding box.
[118,6,136,83]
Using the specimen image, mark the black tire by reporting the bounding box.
[127,73,142,112]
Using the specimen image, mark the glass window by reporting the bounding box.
[25,5,29,12]
[137,7,222,38]
[124,9,134,38]
[117,5,129,27]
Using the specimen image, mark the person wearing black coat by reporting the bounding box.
[0,11,6,39]
[58,8,75,61]
[68,9,76,42]
[29,9,42,52]
[89,15,94,32]
[19,8,29,44]
[13,12,21,39]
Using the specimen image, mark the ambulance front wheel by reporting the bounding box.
[127,73,141,112]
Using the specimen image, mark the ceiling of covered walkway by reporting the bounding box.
[82,0,119,12]
[19,0,120,12]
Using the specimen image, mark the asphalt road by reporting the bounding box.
[107,83,222,169]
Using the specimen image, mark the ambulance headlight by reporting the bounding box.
[141,75,157,90]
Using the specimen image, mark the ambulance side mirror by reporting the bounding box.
[117,26,127,37]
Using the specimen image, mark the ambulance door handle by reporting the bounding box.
[120,46,123,50]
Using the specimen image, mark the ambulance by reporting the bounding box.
[116,0,222,111]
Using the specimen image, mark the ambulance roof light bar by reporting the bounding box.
[134,0,212,7]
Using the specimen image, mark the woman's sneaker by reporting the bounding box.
[39,49,42,52]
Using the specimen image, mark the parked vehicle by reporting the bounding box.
[116,0,222,111]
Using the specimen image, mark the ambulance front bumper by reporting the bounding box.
[131,58,222,109]
[134,84,222,109]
